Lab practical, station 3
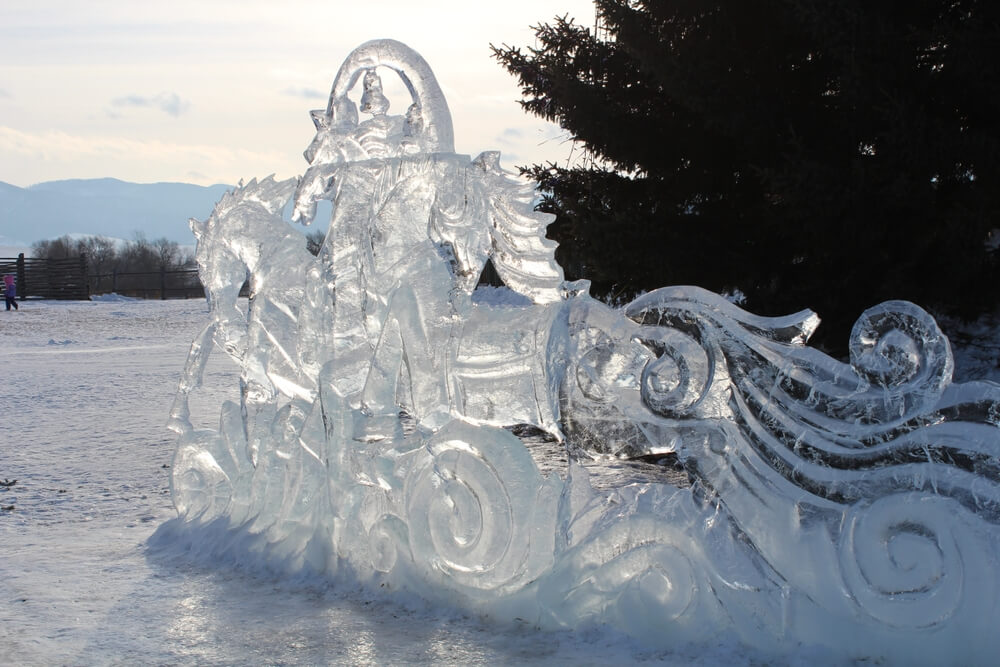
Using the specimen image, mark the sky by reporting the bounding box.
[0,0,597,188]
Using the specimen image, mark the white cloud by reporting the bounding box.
[110,92,191,117]
[281,86,326,100]
[0,0,597,185]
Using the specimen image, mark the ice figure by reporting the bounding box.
[165,39,1000,663]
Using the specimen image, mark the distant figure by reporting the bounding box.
[4,274,17,311]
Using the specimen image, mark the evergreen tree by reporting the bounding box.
[493,1,1000,349]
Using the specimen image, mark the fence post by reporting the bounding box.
[80,253,90,299]
[16,253,25,301]
[160,266,167,300]
[112,268,118,293]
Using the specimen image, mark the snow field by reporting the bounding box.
[0,298,769,665]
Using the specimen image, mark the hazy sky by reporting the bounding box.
[0,0,596,187]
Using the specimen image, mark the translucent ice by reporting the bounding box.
[167,39,1000,664]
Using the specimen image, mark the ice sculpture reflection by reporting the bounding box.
[166,39,1000,663]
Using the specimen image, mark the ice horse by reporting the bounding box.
[165,39,1000,663]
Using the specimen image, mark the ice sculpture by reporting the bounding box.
[165,39,1000,663]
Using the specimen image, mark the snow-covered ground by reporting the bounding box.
[1,297,997,665]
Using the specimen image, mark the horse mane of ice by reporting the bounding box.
[166,39,1000,663]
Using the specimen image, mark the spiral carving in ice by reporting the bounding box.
[838,493,993,629]
[636,327,715,418]
[541,517,705,631]
[170,440,233,523]
[849,301,952,393]
[403,421,560,594]
[368,514,409,574]
[164,39,1000,663]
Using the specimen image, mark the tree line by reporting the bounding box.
[32,234,195,276]
[31,231,327,296]
[32,234,197,295]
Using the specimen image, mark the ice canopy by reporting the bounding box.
[166,39,1000,662]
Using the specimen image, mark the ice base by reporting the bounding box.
[166,40,1000,663]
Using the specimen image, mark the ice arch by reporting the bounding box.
[325,38,454,153]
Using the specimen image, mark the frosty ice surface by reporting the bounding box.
[167,39,1000,663]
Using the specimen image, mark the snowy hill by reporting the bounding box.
[0,178,233,246]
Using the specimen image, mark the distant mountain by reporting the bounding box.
[0,178,234,246]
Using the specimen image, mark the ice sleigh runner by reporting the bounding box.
[166,39,1000,663]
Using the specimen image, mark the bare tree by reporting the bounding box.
[32,236,77,259]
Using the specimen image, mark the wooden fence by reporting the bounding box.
[90,268,206,299]
[0,254,248,301]
[0,254,89,300]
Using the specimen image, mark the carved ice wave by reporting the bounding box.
[164,40,1000,663]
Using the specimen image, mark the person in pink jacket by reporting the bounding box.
[4,274,18,311]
